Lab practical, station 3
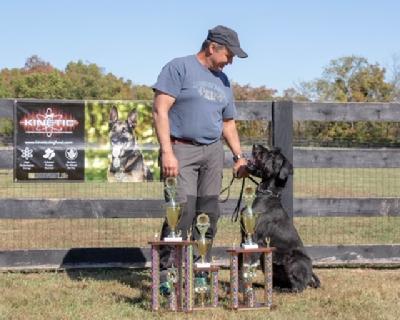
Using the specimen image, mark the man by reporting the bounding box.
[152,25,248,290]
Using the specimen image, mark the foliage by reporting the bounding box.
[281,87,310,102]
[232,82,276,100]
[0,55,153,100]
[229,83,275,142]
[298,55,394,102]
[64,61,134,100]
[294,121,400,147]
[133,85,154,100]
[0,118,13,146]
[2,55,399,147]
[389,54,400,102]
[292,56,398,146]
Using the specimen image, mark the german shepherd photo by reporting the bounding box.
[107,106,152,182]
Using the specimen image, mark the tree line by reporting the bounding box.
[1,55,399,147]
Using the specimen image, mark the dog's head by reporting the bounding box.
[247,144,293,183]
[109,106,138,170]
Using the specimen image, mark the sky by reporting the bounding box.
[1,0,399,95]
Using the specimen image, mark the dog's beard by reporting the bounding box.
[246,157,263,178]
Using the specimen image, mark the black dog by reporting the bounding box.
[244,144,320,292]
[107,106,152,182]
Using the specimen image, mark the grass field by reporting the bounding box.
[1,168,400,199]
[1,216,399,250]
[1,168,399,250]
[0,268,399,320]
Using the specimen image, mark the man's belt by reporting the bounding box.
[170,136,203,146]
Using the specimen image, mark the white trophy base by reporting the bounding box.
[241,243,259,249]
[163,237,182,242]
[195,262,211,268]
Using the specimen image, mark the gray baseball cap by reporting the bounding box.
[207,25,248,58]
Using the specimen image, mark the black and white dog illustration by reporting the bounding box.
[244,144,320,292]
[107,106,152,182]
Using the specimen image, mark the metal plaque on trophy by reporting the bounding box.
[164,177,183,242]
[241,186,259,249]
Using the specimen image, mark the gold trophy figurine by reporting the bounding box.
[195,213,212,268]
[241,186,259,249]
[164,177,183,241]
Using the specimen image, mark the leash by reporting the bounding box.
[230,175,261,222]
[219,175,235,203]
[219,173,262,222]
[231,177,246,222]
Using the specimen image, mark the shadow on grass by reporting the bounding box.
[65,267,152,308]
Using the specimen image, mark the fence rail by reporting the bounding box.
[0,99,399,268]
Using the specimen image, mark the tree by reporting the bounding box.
[389,54,400,102]
[300,56,394,102]
[294,56,397,147]
[12,70,71,99]
[64,61,134,100]
[232,82,276,101]
[23,55,54,73]
[133,85,154,100]
[0,56,137,100]
[281,87,309,102]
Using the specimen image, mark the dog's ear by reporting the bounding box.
[279,158,293,180]
[110,106,118,124]
[127,111,137,129]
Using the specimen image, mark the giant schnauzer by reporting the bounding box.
[244,144,320,292]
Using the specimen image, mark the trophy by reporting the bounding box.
[195,213,212,268]
[194,213,213,307]
[241,186,258,249]
[242,261,259,307]
[164,177,183,241]
[194,272,209,308]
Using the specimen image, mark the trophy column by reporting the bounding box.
[226,247,275,310]
[192,213,220,310]
[148,240,193,312]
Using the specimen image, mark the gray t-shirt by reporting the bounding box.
[153,55,237,144]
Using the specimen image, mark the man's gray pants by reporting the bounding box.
[159,140,224,270]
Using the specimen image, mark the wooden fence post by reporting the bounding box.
[271,100,293,217]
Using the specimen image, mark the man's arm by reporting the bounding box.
[222,119,247,178]
[152,90,179,177]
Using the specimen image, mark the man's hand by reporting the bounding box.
[162,151,179,177]
[233,157,248,178]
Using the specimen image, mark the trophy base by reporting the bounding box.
[241,243,259,249]
[164,236,183,242]
[195,262,211,268]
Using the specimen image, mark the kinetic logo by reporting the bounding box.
[19,107,79,137]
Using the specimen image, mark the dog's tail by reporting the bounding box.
[309,272,321,288]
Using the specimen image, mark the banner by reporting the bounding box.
[15,101,85,181]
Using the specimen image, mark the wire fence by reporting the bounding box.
[1,101,399,253]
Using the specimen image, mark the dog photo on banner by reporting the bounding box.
[85,101,158,182]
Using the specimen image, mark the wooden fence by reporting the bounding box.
[0,99,399,269]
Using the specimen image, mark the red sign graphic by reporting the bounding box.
[19,107,79,137]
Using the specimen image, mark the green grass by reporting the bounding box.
[295,168,400,198]
[0,268,399,320]
[1,216,399,250]
[1,168,399,250]
[1,168,400,199]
